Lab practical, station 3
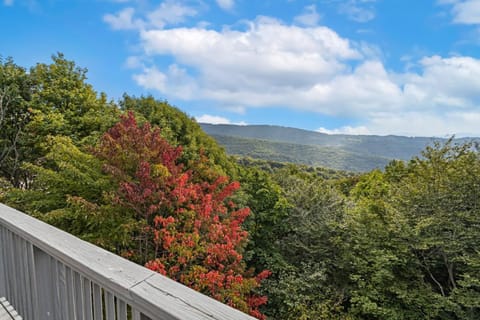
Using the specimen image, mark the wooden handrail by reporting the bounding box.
[0,203,255,320]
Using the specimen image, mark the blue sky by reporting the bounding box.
[1,0,480,137]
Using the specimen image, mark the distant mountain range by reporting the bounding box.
[200,123,475,172]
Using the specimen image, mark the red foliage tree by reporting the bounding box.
[96,112,269,318]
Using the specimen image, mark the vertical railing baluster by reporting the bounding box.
[0,226,6,298]
[6,231,18,313]
[132,309,141,320]
[66,266,76,319]
[116,299,127,320]
[20,238,33,320]
[18,235,28,316]
[105,291,115,320]
[26,242,39,320]
[14,235,22,317]
[34,247,55,319]
[3,228,11,301]
[82,277,93,320]
[51,259,62,320]
[92,283,103,320]
[74,271,84,320]
[3,230,11,307]
[57,261,68,319]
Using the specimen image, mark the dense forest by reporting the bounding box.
[1,55,479,319]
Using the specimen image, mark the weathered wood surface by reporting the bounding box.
[0,203,256,320]
[0,297,22,320]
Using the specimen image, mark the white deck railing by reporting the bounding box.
[0,203,256,320]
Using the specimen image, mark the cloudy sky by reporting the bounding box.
[2,0,480,136]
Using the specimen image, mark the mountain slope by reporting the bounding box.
[200,123,472,172]
[212,134,392,172]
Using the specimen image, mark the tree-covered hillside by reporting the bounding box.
[1,55,479,319]
[201,123,477,171]
[200,123,440,159]
[211,134,392,172]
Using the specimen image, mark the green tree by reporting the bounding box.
[260,165,350,319]
[0,54,119,188]
[3,135,133,251]
[27,53,119,146]
[391,141,480,318]
[239,166,289,274]
[345,170,438,319]
[341,141,480,319]
[0,57,32,187]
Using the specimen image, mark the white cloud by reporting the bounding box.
[401,56,480,110]
[134,64,197,99]
[294,5,320,27]
[3,0,13,6]
[133,66,167,92]
[129,16,480,136]
[137,18,383,116]
[104,1,197,30]
[216,0,234,11]
[440,0,480,25]
[103,7,144,30]
[139,17,360,98]
[303,60,402,116]
[147,1,197,29]
[317,126,371,135]
[105,2,480,136]
[319,111,480,137]
[196,114,231,124]
[364,111,480,137]
[338,0,376,23]
[124,56,144,69]
[195,114,246,125]
[452,0,480,24]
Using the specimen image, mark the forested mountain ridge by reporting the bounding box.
[201,123,477,171]
[211,134,393,172]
